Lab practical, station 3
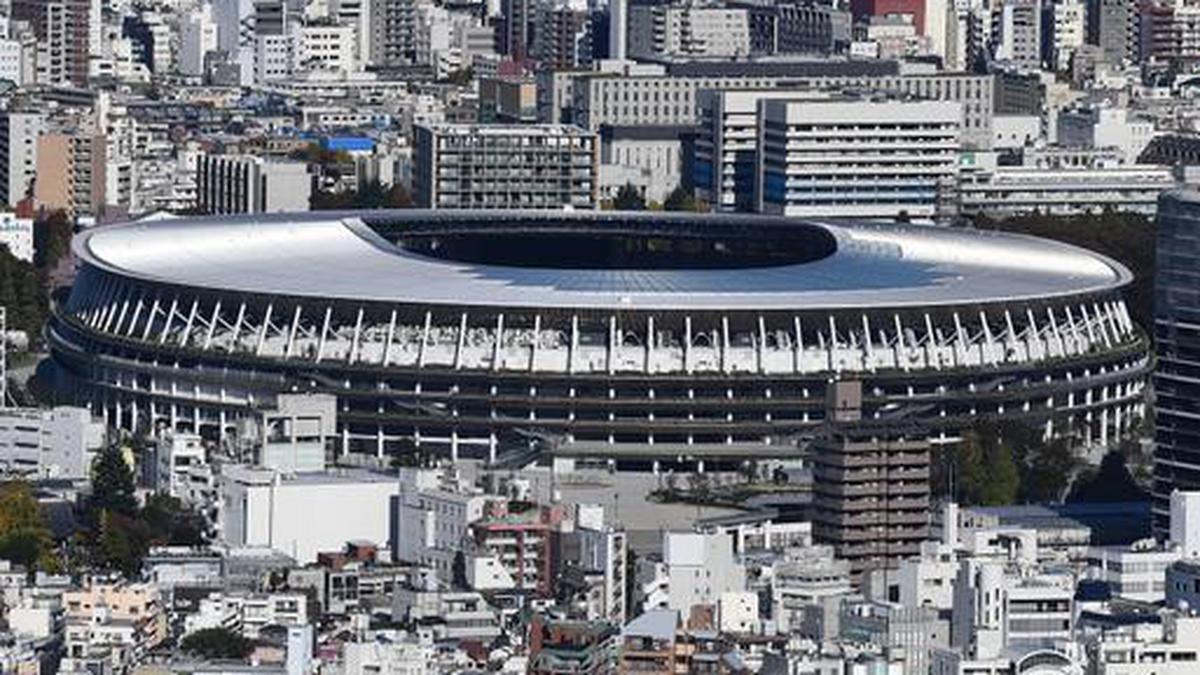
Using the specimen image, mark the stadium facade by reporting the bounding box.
[49,211,1149,469]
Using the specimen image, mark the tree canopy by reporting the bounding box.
[613,183,645,211]
[0,482,57,572]
[181,628,257,660]
[311,181,413,210]
[1068,451,1148,503]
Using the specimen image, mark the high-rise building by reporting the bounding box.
[1047,0,1085,72]
[1097,0,1137,64]
[811,381,932,577]
[370,0,418,65]
[533,0,592,69]
[499,0,533,59]
[991,0,1041,70]
[413,124,599,209]
[180,4,220,77]
[34,131,108,218]
[1153,190,1200,534]
[0,111,43,208]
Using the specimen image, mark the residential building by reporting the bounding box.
[1086,541,1180,603]
[661,531,746,617]
[628,5,751,59]
[1085,613,1200,675]
[618,609,680,675]
[413,124,598,209]
[0,213,32,262]
[61,582,167,674]
[391,588,502,641]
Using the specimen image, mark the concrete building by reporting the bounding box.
[1085,613,1200,675]
[1086,541,1180,603]
[153,433,208,501]
[950,560,1075,661]
[218,466,400,563]
[841,600,940,675]
[413,124,598,209]
[195,154,312,214]
[392,588,501,641]
[619,609,680,675]
[61,582,167,674]
[0,112,44,208]
[0,406,105,480]
[0,213,33,262]
[757,97,961,219]
[1098,0,1137,64]
[812,391,933,575]
[738,1,850,56]
[393,468,490,580]
[1057,106,1157,164]
[533,0,592,70]
[34,131,109,218]
[1047,0,1085,72]
[180,3,219,77]
[237,393,338,473]
[662,531,746,617]
[990,0,1041,70]
[959,160,1175,216]
[628,5,751,59]
[598,125,684,205]
[12,0,91,87]
[1171,490,1200,557]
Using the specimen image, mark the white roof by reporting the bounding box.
[76,210,1130,313]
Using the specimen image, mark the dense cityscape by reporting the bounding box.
[0,0,1197,673]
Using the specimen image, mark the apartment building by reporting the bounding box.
[195,153,312,214]
[0,112,43,207]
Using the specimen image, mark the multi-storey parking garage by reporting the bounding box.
[49,211,1149,469]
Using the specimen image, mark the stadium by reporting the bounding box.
[48,211,1149,469]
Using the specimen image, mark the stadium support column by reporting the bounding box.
[417,311,431,367]
[894,314,907,371]
[646,316,655,372]
[1064,306,1082,355]
[351,308,366,363]
[827,316,838,372]
[721,316,730,374]
[453,312,465,369]
[256,302,274,356]
[684,316,693,374]
[757,316,766,374]
[924,313,938,370]
[531,315,541,370]
[1003,310,1018,362]
[952,312,967,366]
[493,314,505,370]
[1046,307,1063,357]
[980,310,997,366]
[230,302,246,349]
[203,301,222,349]
[569,315,579,374]
[793,317,803,373]
[285,306,302,358]
[159,296,179,344]
[386,310,399,367]
[181,298,200,347]
[126,292,146,338]
[113,288,131,334]
[317,307,332,361]
[861,314,873,370]
[377,426,384,459]
[608,316,617,375]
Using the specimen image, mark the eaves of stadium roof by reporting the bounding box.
[75,210,1132,313]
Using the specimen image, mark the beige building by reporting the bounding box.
[61,582,167,673]
[34,131,107,218]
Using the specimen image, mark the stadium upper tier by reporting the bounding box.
[75,211,1130,312]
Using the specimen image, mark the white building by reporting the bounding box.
[1049,0,1085,72]
[343,632,433,675]
[393,467,489,581]
[153,433,211,504]
[1171,490,1200,557]
[299,23,358,74]
[771,546,852,634]
[757,98,961,219]
[1086,540,1181,603]
[958,160,1175,216]
[0,213,33,262]
[1057,106,1157,164]
[392,588,501,641]
[0,407,105,480]
[663,531,746,617]
[180,4,219,77]
[183,590,308,638]
[219,466,400,563]
[195,154,311,214]
[1085,614,1200,675]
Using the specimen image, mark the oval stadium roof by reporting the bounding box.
[76,210,1132,312]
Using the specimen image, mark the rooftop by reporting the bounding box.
[77,211,1131,313]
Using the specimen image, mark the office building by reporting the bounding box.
[413,124,598,209]
[0,406,105,480]
[195,154,312,214]
[757,97,961,219]
[628,5,752,59]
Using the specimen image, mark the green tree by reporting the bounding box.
[34,210,73,270]
[663,185,699,212]
[96,510,143,577]
[181,628,257,660]
[1068,451,1148,503]
[0,482,57,572]
[88,446,138,518]
[613,183,645,211]
[956,430,989,505]
[980,438,1020,505]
